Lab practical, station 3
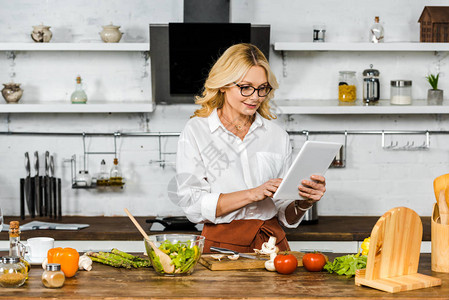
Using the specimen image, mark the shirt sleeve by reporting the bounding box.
[273,134,305,228]
[175,125,220,224]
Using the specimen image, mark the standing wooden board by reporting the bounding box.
[355,207,441,293]
[199,251,305,271]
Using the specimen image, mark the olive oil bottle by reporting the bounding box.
[109,158,124,187]
[9,221,31,278]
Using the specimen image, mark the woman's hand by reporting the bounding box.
[248,178,282,202]
[298,175,326,204]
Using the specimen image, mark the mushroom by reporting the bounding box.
[265,252,278,272]
[210,254,225,261]
[259,236,279,255]
[227,254,239,260]
[78,253,93,271]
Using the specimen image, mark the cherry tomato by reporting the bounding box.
[302,252,326,272]
[273,253,298,274]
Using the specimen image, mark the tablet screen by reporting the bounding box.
[272,141,342,200]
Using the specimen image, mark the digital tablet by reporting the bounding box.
[272,141,342,200]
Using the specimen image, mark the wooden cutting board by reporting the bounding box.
[199,251,305,271]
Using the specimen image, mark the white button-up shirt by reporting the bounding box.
[175,108,302,228]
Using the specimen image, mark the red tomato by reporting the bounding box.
[302,252,326,272]
[273,253,298,274]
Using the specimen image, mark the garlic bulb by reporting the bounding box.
[41,257,48,270]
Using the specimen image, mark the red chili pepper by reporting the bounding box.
[47,247,79,278]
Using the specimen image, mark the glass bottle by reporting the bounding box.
[9,221,30,277]
[369,16,384,43]
[70,75,88,104]
[338,71,357,102]
[0,256,27,288]
[42,263,65,288]
[97,159,110,186]
[109,158,123,186]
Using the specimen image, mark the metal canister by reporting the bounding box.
[362,64,380,103]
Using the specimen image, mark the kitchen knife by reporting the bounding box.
[45,151,51,218]
[34,151,40,217]
[57,178,62,220]
[209,246,267,260]
[20,178,25,220]
[49,154,57,219]
[24,152,32,217]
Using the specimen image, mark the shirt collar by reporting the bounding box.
[208,108,265,133]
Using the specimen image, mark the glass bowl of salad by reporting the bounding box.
[144,234,205,276]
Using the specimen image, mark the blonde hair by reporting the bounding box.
[192,43,279,119]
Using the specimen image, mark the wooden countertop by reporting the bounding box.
[1,253,446,299]
[0,216,432,241]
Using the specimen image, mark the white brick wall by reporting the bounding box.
[0,0,448,218]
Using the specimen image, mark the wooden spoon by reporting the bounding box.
[124,208,175,273]
[439,190,449,225]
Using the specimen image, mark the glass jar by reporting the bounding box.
[76,170,92,187]
[0,256,27,288]
[390,80,412,105]
[42,263,65,288]
[338,71,357,102]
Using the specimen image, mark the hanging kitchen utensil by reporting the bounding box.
[145,216,197,231]
[24,152,32,217]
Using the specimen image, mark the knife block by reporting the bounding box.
[355,206,441,293]
[431,203,449,272]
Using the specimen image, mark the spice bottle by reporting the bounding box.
[109,158,123,186]
[42,263,65,288]
[338,71,357,102]
[9,221,30,276]
[0,256,27,288]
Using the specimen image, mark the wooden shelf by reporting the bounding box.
[274,42,449,52]
[0,42,149,51]
[273,99,449,115]
[0,101,155,113]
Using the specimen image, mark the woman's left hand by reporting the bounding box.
[298,175,326,203]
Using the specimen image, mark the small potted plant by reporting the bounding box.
[426,73,443,105]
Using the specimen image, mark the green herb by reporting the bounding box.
[323,253,367,277]
[426,73,440,90]
[150,240,200,274]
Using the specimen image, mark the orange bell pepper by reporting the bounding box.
[47,247,79,278]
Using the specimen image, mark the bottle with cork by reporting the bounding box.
[9,221,30,277]
[109,158,124,187]
[369,16,384,43]
[70,75,88,104]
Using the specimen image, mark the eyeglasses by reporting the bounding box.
[234,83,272,97]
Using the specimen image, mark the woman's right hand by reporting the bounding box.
[248,178,282,202]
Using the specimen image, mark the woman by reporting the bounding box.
[176,43,326,253]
